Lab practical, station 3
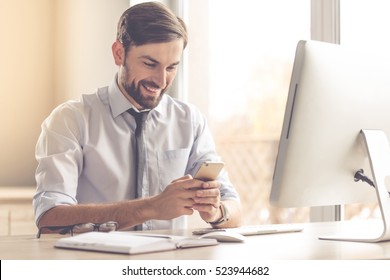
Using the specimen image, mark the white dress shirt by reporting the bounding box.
[33,76,239,230]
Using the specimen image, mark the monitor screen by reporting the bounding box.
[270,40,390,209]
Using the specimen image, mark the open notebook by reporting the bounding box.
[55,231,218,255]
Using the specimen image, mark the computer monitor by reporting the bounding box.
[270,40,390,242]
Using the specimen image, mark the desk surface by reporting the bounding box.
[1,220,390,260]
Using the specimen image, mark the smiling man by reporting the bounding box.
[33,2,241,235]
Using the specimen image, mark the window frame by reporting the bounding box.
[310,0,342,222]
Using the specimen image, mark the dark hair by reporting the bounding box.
[116,2,188,52]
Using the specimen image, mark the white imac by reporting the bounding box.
[270,40,390,242]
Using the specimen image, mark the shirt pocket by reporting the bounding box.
[157,148,191,191]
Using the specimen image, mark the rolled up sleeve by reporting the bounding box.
[33,104,83,225]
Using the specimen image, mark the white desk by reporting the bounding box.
[1,220,390,260]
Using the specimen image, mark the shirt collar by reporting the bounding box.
[108,74,165,118]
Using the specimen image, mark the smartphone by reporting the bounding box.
[194,161,224,181]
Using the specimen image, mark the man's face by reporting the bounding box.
[117,40,184,110]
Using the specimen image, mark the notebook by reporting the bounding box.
[55,231,218,255]
[192,223,304,236]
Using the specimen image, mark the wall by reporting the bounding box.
[0,0,55,186]
[0,0,128,186]
[55,0,128,103]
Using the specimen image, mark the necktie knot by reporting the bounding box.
[128,108,149,135]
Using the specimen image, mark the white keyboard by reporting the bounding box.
[192,223,304,236]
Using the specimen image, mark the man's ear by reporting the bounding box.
[112,41,125,66]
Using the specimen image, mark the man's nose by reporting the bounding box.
[152,69,167,89]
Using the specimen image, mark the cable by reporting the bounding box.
[354,169,375,187]
[354,169,390,196]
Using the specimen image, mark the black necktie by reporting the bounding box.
[128,108,149,199]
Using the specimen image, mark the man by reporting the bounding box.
[33,2,241,233]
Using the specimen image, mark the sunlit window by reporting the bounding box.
[341,0,390,52]
[187,0,311,225]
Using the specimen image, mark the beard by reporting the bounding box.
[120,59,169,109]
[122,79,166,110]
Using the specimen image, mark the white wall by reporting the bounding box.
[0,0,128,186]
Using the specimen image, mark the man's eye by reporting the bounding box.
[167,66,177,72]
[144,62,156,68]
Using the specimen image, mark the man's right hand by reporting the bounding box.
[147,175,205,220]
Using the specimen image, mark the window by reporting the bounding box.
[340,0,390,52]
[186,0,311,225]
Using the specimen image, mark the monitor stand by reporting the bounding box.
[320,129,390,242]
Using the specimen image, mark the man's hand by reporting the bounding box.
[191,179,222,223]
[147,175,205,220]
[147,175,222,222]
